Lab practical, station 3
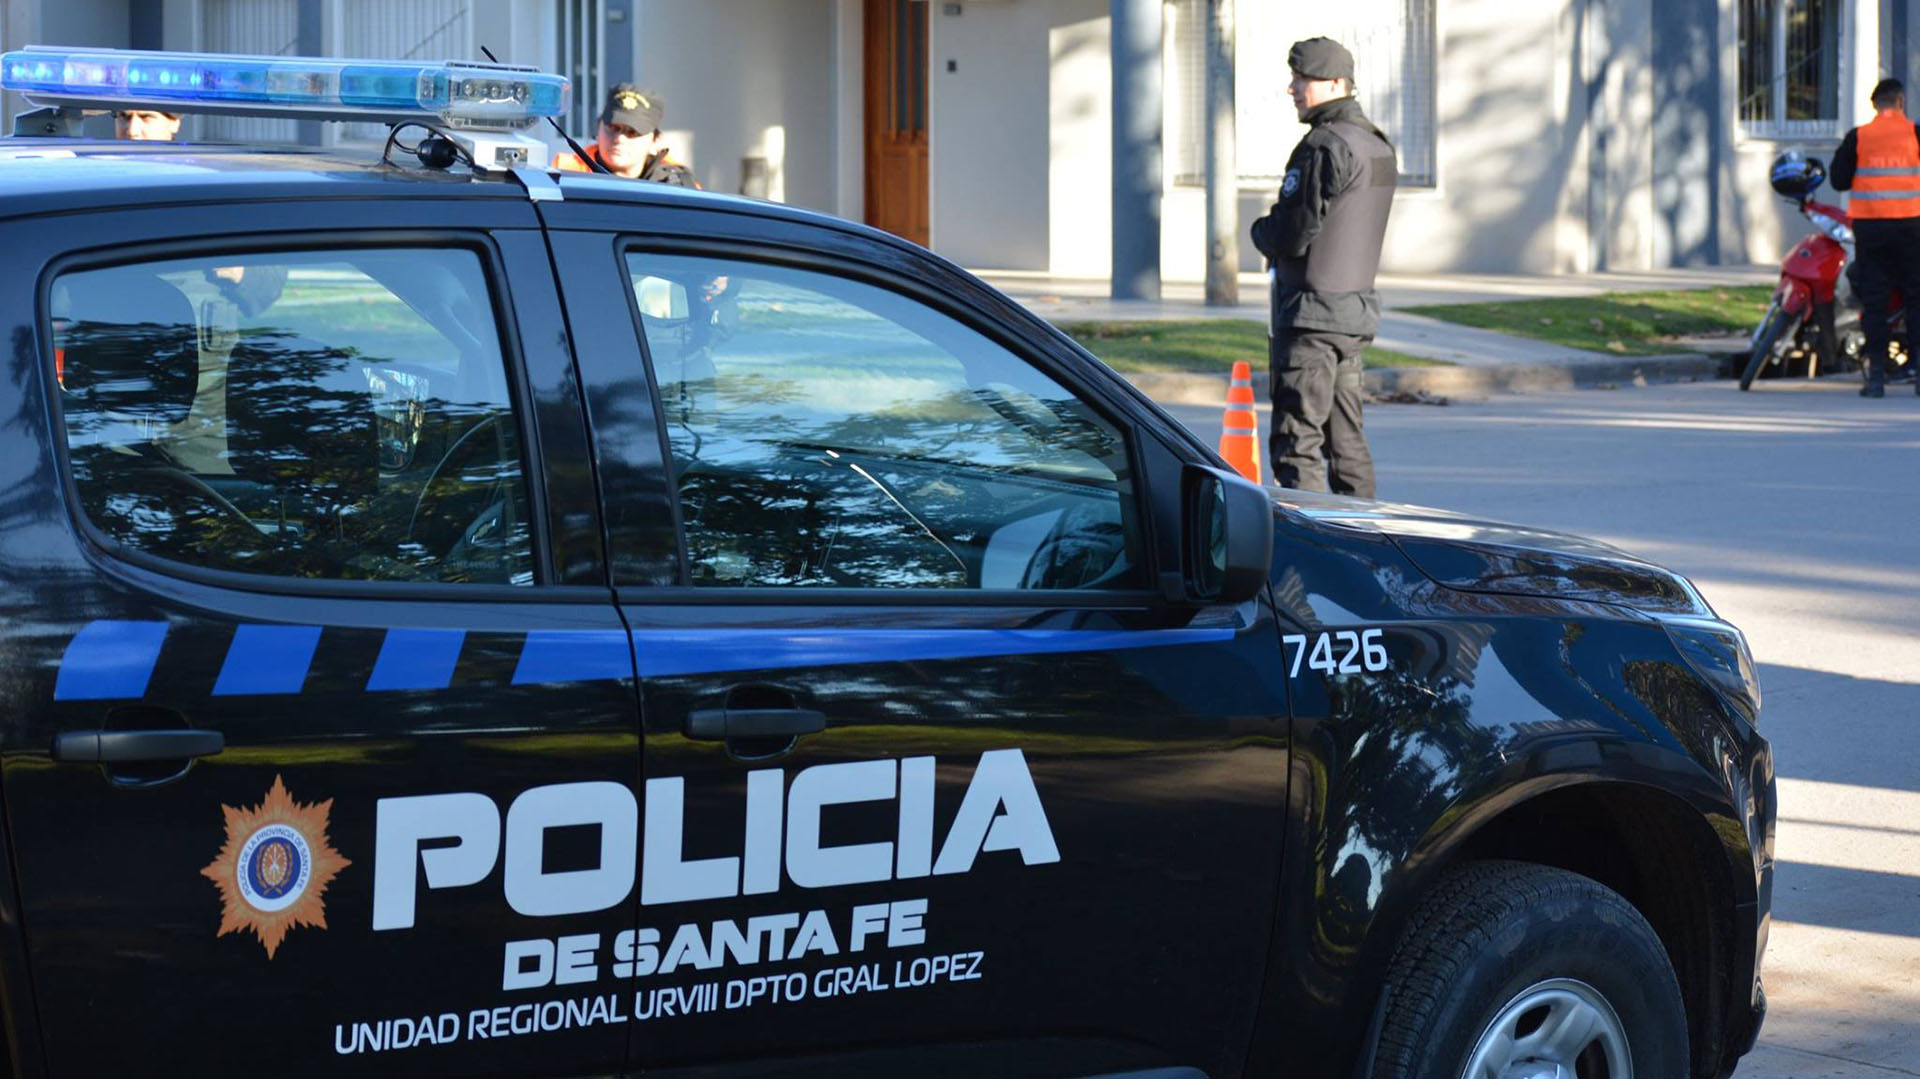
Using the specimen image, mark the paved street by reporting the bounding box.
[1169,378,1920,1077]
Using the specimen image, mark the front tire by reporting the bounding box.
[1369,862,1687,1079]
[1741,301,1797,390]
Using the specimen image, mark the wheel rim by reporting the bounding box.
[1460,978,1633,1079]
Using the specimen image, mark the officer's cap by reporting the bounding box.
[1289,37,1356,83]
[601,84,664,133]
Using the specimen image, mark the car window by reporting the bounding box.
[624,253,1144,591]
[50,248,534,585]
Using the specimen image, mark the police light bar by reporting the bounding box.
[0,46,569,130]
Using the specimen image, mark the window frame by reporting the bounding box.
[610,236,1177,608]
[1739,0,1845,140]
[39,230,561,601]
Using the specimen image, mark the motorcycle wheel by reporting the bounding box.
[1742,301,1798,391]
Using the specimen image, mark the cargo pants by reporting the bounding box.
[1851,218,1920,390]
[1268,329,1377,498]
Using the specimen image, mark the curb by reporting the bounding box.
[1121,354,1725,406]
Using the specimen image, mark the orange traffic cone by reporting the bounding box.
[1218,361,1263,484]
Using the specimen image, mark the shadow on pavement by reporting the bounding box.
[1771,862,1920,938]
[1757,663,1920,794]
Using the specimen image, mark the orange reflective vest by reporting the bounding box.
[552,144,701,188]
[1850,111,1920,220]
[552,144,604,172]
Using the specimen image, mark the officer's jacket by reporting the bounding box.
[552,143,700,188]
[1250,97,1397,337]
[1832,111,1920,222]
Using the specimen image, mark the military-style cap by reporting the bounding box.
[1289,37,1356,82]
[601,84,664,133]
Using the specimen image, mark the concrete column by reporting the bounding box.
[1110,0,1161,301]
[2,0,32,130]
[296,0,322,146]
[1652,0,1720,265]
[833,0,863,221]
[130,0,162,49]
[1890,0,1914,87]
[1845,0,1881,129]
[1203,0,1237,306]
[605,0,633,86]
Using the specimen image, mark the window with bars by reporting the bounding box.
[194,0,472,145]
[197,0,300,145]
[1171,0,1437,189]
[338,0,472,144]
[1740,0,1841,136]
[559,0,603,139]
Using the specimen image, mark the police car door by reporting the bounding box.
[0,207,643,1076]
[554,224,1291,1079]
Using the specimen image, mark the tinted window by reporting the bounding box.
[52,249,533,585]
[626,254,1143,591]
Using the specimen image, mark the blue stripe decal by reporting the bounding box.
[367,629,467,691]
[54,620,169,701]
[213,625,322,696]
[512,630,634,685]
[629,628,1238,679]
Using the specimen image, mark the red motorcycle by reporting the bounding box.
[1741,152,1910,390]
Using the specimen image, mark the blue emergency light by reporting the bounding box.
[0,47,569,130]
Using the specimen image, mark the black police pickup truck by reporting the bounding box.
[0,48,1770,1079]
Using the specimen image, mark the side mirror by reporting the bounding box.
[1182,465,1273,605]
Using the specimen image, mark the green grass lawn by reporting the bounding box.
[1404,286,1774,355]
[1061,319,1447,374]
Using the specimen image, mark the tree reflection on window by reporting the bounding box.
[51,250,533,585]
[627,255,1144,591]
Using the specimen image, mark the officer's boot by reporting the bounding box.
[1862,354,1887,398]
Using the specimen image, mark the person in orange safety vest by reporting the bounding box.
[1833,78,1920,397]
[553,84,699,188]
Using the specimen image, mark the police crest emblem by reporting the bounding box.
[1281,168,1302,198]
[200,776,350,959]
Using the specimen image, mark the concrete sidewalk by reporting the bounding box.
[975,266,1773,399]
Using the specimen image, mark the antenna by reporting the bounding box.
[483,45,609,174]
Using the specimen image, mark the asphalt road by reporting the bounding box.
[1168,378,1920,1078]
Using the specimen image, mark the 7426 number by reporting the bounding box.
[1282,629,1389,678]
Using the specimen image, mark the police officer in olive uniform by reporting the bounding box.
[1251,38,1397,498]
[554,84,699,187]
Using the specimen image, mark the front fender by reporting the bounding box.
[1246,527,1766,1078]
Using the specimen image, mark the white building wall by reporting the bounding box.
[636,0,837,210]
[928,0,1052,270]
[1351,0,1589,274]
[1048,0,1111,278]
[1595,0,1658,270]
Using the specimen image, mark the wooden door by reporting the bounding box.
[864,0,929,246]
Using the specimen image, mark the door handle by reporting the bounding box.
[684,708,826,741]
[51,729,226,764]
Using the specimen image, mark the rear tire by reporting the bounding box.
[1368,861,1688,1079]
[1741,302,1796,390]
